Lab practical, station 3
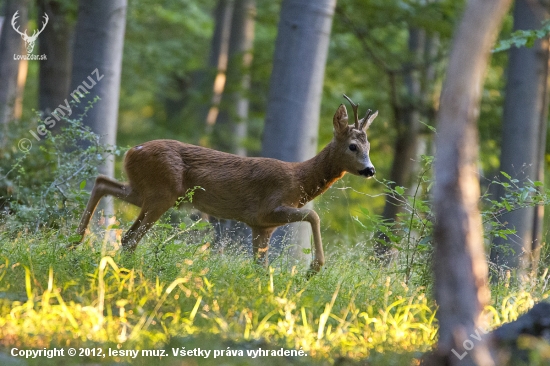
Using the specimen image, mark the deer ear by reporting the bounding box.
[333,104,349,134]
[360,110,378,130]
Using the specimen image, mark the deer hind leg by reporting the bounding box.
[121,198,175,251]
[263,207,324,274]
[251,227,275,268]
[73,175,142,246]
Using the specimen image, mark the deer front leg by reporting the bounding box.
[251,227,275,268]
[263,207,325,274]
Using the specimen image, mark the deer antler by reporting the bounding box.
[11,11,26,37]
[342,94,360,130]
[360,109,372,130]
[360,109,379,131]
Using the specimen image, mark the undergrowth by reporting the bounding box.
[0,227,549,365]
[1,116,550,365]
[0,228,437,365]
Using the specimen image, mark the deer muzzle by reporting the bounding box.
[359,166,376,178]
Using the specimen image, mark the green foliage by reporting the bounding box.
[494,20,550,52]
[176,186,205,207]
[119,0,217,145]
[0,112,122,233]
[352,154,550,285]
[13,0,543,253]
[3,2,550,362]
[353,155,434,287]
[317,0,465,236]
[0,229,437,364]
[0,127,550,364]
[0,224,549,364]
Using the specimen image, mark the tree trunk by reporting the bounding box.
[38,0,74,128]
[209,0,256,252]
[205,0,235,127]
[12,48,27,120]
[490,0,550,276]
[530,34,549,274]
[376,27,425,258]
[261,0,336,264]
[0,0,28,129]
[430,0,511,364]
[70,0,127,220]
[213,0,255,156]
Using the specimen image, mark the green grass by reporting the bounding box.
[0,224,549,365]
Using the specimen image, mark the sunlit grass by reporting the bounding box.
[0,227,549,365]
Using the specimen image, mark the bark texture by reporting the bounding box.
[213,0,255,156]
[490,0,550,274]
[70,0,127,218]
[431,0,512,364]
[261,0,336,262]
[205,0,235,127]
[38,0,74,125]
[0,0,28,128]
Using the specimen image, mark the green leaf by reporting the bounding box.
[500,171,511,180]
[79,180,86,190]
[395,186,405,195]
[194,221,211,230]
[493,22,550,52]
[503,200,512,212]
[360,207,370,216]
[520,190,529,203]
[68,234,82,242]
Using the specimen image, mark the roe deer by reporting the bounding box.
[74,95,378,274]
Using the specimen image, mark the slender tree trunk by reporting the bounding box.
[0,0,28,129]
[70,0,127,220]
[38,0,74,127]
[209,0,256,252]
[204,0,235,251]
[205,0,235,128]
[12,50,26,120]
[376,27,424,258]
[531,34,550,274]
[429,0,511,364]
[490,0,550,275]
[213,0,255,156]
[261,0,336,264]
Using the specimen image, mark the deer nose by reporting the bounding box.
[359,166,375,177]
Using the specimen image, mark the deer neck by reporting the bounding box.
[295,142,345,205]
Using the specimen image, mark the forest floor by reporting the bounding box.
[0,224,548,365]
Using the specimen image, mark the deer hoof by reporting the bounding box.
[306,260,323,278]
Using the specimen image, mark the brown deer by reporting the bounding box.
[74,95,378,273]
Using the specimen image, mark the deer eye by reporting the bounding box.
[349,144,357,152]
